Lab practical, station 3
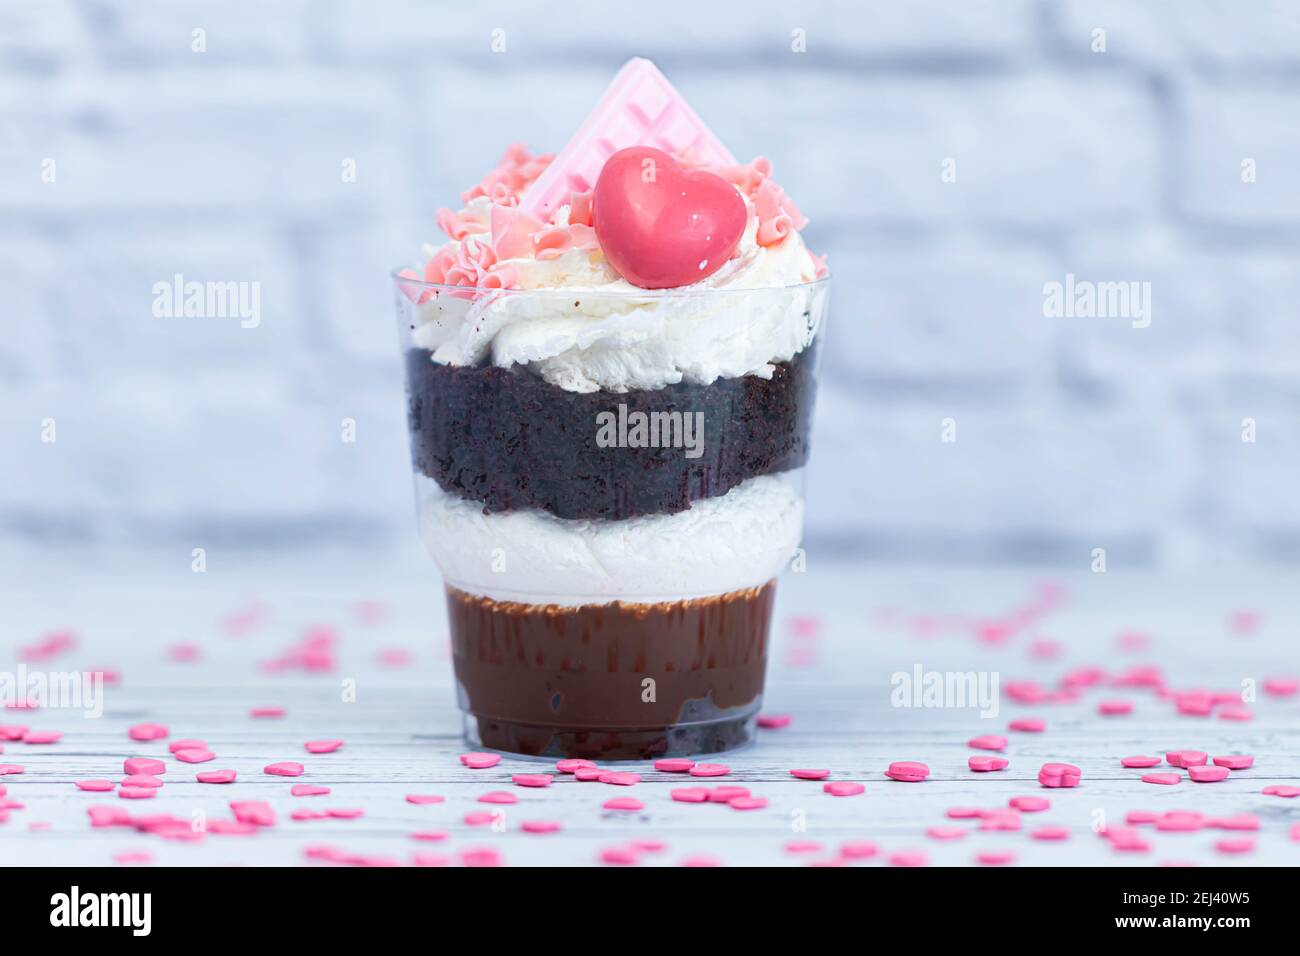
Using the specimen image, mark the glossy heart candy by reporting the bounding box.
[593,146,746,289]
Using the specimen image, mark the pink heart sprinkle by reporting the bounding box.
[230,800,276,826]
[670,787,710,803]
[1009,796,1050,812]
[0,725,27,741]
[291,784,330,796]
[118,787,156,799]
[968,735,1008,751]
[1098,699,1134,716]
[823,782,865,797]
[688,763,730,778]
[840,841,878,859]
[926,826,966,840]
[1218,706,1253,721]
[174,749,215,764]
[756,714,792,729]
[405,794,444,805]
[1188,765,1230,783]
[885,761,930,782]
[1211,814,1259,831]
[1215,837,1255,854]
[21,730,61,744]
[977,850,1016,866]
[603,797,644,812]
[1212,754,1254,769]
[1008,718,1046,733]
[706,786,749,803]
[889,850,928,867]
[556,758,597,773]
[197,770,237,784]
[1121,755,1161,768]
[600,846,639,866]
[167,739,206,753]
[652,758,694,772]
[729,796,768,811]
[573,767,605,781]
[250,706,286,718]
[128,723,168,741]
[979,810,1022,831]
[512,773,553,788]
[410,830,448,841]
[75,779,116,792]
[598,771,640,786]
[264,761,304,777]
[680,855,722,867]
[0,765,25,776]
[478,791,517,805]
[120,774,163,788]
[463,811,496,826]
[412,853,451,867]
[327,808,364,819]
[1166,750,1208,768]
[1155,811,1205,832]
[790,768,829,780]
[460,752,502,769]
[1263,785,1300,798]
[1142,772,1182,785]
[123,758,165,776]
[947,807,982,819]
[969,756,1009,772]
[292,809,327,821]
[785,840,822,854]
[1037,762,1082,788]
[1031,826,1071,841]
[305,740,343,754]
[521,819,561,833]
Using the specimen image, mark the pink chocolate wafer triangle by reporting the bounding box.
[520,57,736,220]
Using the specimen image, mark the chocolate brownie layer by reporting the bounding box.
[446,582,775,759]
[404,345,817,521]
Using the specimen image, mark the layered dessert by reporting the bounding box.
[394,58,828,758]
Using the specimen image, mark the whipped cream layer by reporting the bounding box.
[418,471,804,605]
[411,204,822,394]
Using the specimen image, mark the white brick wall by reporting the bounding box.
[4,1,1300,564]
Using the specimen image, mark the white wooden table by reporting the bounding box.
[3,545,1298,866]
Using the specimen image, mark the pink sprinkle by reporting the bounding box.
[1215,837,1255,854]
[1218,706,1253,721]
[460,752,502,769]
[292,809,327,821]
[968,735,1007,751]
[1009,796,1050,812]
[1291,823,1300,841]
[1166,750,1208,768]
[756,713,792,729]
[603,797,644,811]
[128,722,168,741]
[728,796,768,811]
[292,784,331,796]
[573,767,605,781]
[410,830,448,841]
[250,706,286,718]
[889,850,928,867]
[21,730,61,744]
[265,761,304,777]
[0,725,27,741]
[231,800,276,826]
[197,769,237,784]
[823,781,865,797]
[1037,762,1082,788]
[1031,825,1071,841]
[1212,754,1254,769]
[463,811,496,826]
[557,758,597,773]
[1188,765,1230,783]
[630,840,666,853]
[327,808,364,819]
[75,779,116,792]
[123,758,165,776]
[478,791,518,805]
[305,740,343,754]
[969,755,1009,772]
[405,794,444,805]
[1121,755,1161,768]
[174,749,215,764]
[167,643,201,663]
[789,768,829,780]
[114,851,153,866]
[1263,677,1298,697]
[1263,785,1300,798]
[1097,699,1133,716]
[947,807,982,819]
[885,761,930,782]
[0,765,24,776]
[512,773,554,788]
[689,763,730,778]
[652,758,694,772]
[521,819,561,833]
[1211,814,1259,831]
[376,648,411,667]
[118,787,156,799]
[1142,772,1182,785]
[706,786,750,803]
[680,855,722,867]
[121,774,163,788]
[926,826,966,841]
[598,771,640,786]
[1009,718,1046,733]
[784,840,822,854]
[167,738,206,753]
[980,810,1022,832]
[670,787,710,803]
[977,850,1016,866]
[839,841,878,859]
[1155,811,1205,832]
[600,846,639,866]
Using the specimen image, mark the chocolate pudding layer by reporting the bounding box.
[405,345,816,521]
[446,581,775,759]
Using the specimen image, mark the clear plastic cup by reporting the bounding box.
[393,271,828,759]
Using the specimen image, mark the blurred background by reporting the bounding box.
[3,0,1299,570]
